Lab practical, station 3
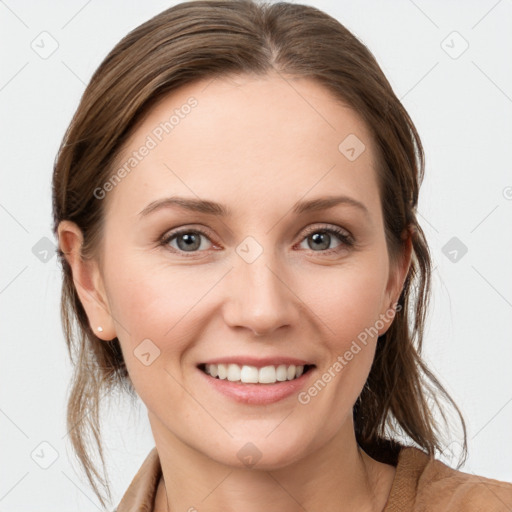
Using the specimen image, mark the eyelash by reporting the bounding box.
[159,224,355,258]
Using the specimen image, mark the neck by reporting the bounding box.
[151,414,396,512]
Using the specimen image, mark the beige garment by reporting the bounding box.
[114,445,512,511]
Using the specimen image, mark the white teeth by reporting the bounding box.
[259,365,277,384]
[276,365,288,381]
[240,365,259,383]
[217,364,227,379]
[209,364,218,378]
[203,363,307,383]
[227,364,241,382]
[287,365,296,380]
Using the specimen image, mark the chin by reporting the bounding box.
[203,435,310,471]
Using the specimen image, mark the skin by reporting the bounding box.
[59,71,412,512]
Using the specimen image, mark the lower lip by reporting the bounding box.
[197,366,315,405]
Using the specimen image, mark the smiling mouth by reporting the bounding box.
[197,363,315,384]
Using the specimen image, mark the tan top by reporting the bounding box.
[114,445,512,511]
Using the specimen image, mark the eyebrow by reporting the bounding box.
[138,195,370,219]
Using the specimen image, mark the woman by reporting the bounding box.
[52,1,512,510]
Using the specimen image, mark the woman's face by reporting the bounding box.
[80,73,408,468]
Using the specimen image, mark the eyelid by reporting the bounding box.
[300,223,352,239]
[159,225,218,253]
[159,222,355,255]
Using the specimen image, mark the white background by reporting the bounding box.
[1,0,511,510]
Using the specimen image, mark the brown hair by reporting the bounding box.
[52,0,467,508]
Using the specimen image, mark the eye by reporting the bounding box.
[297,225,354,254]
[160,228,214,256]
[159,224,354,257]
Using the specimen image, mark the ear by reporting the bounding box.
[57,220,116,341]
[378,227,413,336]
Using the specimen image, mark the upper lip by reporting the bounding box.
[198,357,314,369]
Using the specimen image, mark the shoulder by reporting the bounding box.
[385,446,512,511]
[114,446,162,512]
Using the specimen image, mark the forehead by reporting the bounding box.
[105,72,381,222]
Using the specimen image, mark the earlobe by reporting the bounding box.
[57,220,116,340]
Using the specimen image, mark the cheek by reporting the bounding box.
[297,261,388,402]
[103,255,225,372]
[106,249,388,348]
[302,258,388,337]
[103,235,389,400]
[104,263,202,408]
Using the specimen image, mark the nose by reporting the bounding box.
[222,250,299,338]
